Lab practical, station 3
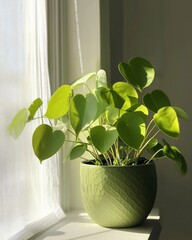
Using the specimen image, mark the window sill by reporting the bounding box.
[30,208,161,240]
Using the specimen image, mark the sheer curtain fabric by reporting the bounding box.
[0,0,64,239]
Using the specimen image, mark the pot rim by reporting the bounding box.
[81,160,155,168]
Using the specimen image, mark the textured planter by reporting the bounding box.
[80,161,157,228]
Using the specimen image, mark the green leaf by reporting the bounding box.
[90,126,118,154]
[154,106,180,138]
[85,93,98,123]
[69,144,86,160]
[146,138,158,150]
[106,107,126,125]
[129,104,148,121]
[99,87,122,108]
[70,94,86,135]
[28,98,43,120]
[147,142,165,158]
[163,141,187,175]
[32,124,65,162]
[8,108,29,138]
[71,72,96,89]
[112,82,138,110]
[117,112,146,150]
[143,90,171,112]
[69,93,97,135]
[96,69,108,88]
[45,85,72,119]
[174,106,189,120]
[118,57,155,91]
[98,82,138,110]
[93,89,108,120]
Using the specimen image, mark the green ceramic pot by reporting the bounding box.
[80,161,157,228]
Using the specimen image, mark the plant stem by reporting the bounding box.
[85,83,92,92]
[86,148,98,160]
[30,116,44,122]
[80,156,89,161]
[115,139,120,160]
[67,129,76,136]
[146,119,155,135]
[109,143,121,165]
[90,143,101,161]
[147,148,164,164]
[137,129,160,157]
[104,152,111,165]
[49,119,53,127]
[40,108,44,124]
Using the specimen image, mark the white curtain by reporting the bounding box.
[0,0,64,239]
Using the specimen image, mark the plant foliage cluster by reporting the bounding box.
[9,57,188,174]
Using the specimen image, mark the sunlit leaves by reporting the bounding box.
[96,69,108,88]
[99,82,138,110]
[8,56,189,170]
[146,138,158,150]
[117,112,146,150]
[71,72,96,89]
[69,93,97,135]
[45,85,72,119]
[143,90,171,112]
[129,104,148,121]
[90,126,118,154]
[118,57,155,91]
[113,82,138,110]
[8,108,29,138]
[28,98,43,120]
[106,107,126,125]
[147,141,165,158]
[92,89,108,120]
[163,140,187,175]
[32,124,65,162]
[154,107,180,138]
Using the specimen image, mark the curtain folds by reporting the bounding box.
[0,0,64,239]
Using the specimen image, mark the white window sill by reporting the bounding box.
[30,208,161,240]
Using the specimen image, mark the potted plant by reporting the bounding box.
[8,57,188,227]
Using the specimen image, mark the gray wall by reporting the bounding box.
[106,0,192,239]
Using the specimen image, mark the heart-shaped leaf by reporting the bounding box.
[32,124,65,162]
[98,82,138,110]
[163,140,187,175]
[112,82,138,110]
[118,57,155,91]
[106,107,126,125]
[129,104,148,121]
[143,90,171,112]
[154,106,180,138]
[8,108,29,138]
[28,98,43,120]
[90,126,118,154]
[71,72,96,89]
[146,138,158,150]
[96,69,108,88]
[45,85,72,119]
[69,143,86,160]
[69,93,97,135]
[93,89,108,120]
[99,87,124,109]
[117,112,146,150]
[147,142,165,158]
